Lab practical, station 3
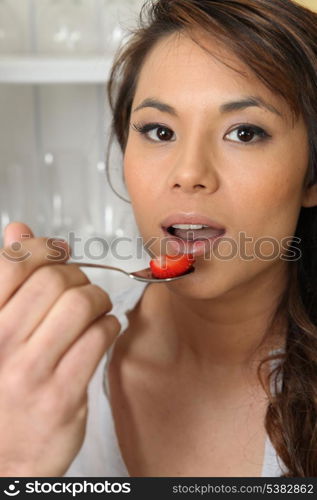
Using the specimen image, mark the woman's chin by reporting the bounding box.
[164,264,230,300]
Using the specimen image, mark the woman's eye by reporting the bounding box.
[131,122,175,142]
[131,122,270,145]
[225,125,270,144]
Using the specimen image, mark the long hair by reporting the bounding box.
[106,0,317,476]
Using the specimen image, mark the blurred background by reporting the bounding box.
[0,0,315,294]
[0,0,147,294]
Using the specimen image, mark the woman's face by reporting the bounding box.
[123,32,315,299]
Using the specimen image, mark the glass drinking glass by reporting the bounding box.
[0,152,38,246]
[0,0,23,54]
[39,149,94,239]
[36,0,97,55]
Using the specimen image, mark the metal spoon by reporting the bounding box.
[67,260,195,283]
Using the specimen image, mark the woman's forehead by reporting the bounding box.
[138,31,243,76]
[132,32,292,123]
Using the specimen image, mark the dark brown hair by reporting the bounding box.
[106,0,317,477]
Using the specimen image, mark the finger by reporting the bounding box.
[0,236,71,309]
[55,314,120,399]
[4,221,34,247]
[0,264,90,350]
[25,283,113,376]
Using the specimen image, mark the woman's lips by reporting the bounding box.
[160,212,225,230]
[159,212,226,257]
[161,226,226,257]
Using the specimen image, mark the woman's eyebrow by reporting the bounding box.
[220,96,282,116]
[132,98,177,115]
[132,96,282,117]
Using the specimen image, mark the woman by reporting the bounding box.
[102,0,317,477]
[101,0,317,476]
[0,0,317,477]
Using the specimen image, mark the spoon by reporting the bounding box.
[67,261,195,283]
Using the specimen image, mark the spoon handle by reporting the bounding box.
[67,261,128,276]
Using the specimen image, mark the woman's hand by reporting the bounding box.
[0,222,120,477]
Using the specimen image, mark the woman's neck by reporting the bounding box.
[143,261,288,374]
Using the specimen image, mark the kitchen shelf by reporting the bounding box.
[0,56,112,84]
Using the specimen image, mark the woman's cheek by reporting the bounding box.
[123,163,159,242]
[225,166,304,262]
[252,195,298,242]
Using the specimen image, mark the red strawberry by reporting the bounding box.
[150,253,195,279]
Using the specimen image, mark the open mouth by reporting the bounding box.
[166,224,225,241]
[162,223,226,257]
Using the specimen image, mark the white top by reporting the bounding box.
[64,280,287,477]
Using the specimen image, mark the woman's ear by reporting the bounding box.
[302,182,317,208]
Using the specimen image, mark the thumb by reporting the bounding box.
[4,221,35,247]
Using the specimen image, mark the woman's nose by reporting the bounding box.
[167,140,220,195]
